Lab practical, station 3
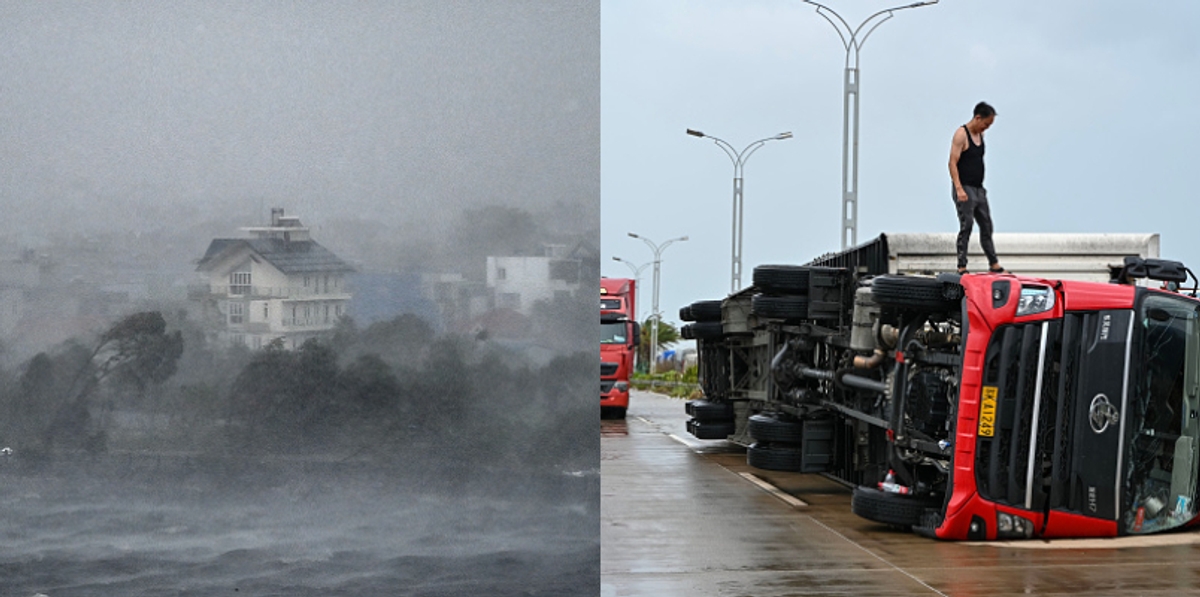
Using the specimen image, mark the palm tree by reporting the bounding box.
[638,318,679,373]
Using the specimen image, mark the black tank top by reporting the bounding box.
[957,125,985,187]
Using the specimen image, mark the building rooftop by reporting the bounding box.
[197,238,355,275]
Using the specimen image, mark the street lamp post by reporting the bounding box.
[801,0,938,249]
[628,232,688,373]
[687,129,792,294]
[612,256,651,323]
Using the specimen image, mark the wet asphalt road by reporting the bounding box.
[601,390,1200,597]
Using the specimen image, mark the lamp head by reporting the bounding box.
[686,129,705,138]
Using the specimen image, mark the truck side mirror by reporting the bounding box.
[631,322,641,348]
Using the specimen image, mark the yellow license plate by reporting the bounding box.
[978,386,998,437]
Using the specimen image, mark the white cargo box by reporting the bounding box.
[859,232,1159,283]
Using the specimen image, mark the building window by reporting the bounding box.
[336,304,343,317]
[550,260,580,283]
[324,304,330,324]
[228,301,245,324]
[230,271,251,295]
[497,268,507,281]
[252,335,262,349]
[263,304,269,320]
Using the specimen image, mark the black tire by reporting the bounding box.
[851,486,937,529]
[748,413,804,444]
[751,294,810,320]
[689,300,723,322]
[753,265,810,294]
[686,399,734,421]
[688,418,734,440]
[871,275,957,311]
[690,321,724,340]
[679,305,695,322]
[746,442,805,472]
[680,324,695,340]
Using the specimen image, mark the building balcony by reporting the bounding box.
[189,283,351,301]
[282,317,339,329]
[224,321,272,334]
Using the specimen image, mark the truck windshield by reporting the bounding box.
[1124,292,1200,534]
[601,322,629,345]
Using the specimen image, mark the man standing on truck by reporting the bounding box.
[949,101,1005,275]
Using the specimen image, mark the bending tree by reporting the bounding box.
[48,311,184,451]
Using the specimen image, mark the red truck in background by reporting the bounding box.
[601,277,638,419]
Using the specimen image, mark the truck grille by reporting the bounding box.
[601,362,618,377]
[975,314,1084,511]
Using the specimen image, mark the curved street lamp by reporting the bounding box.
[612,256,651,323]
[801,0,939,249]
[628,232,688,371]
[687,128,792,293]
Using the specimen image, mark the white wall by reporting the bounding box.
[486,256,580,314]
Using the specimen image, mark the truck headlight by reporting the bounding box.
[996,511,1034,539]
[614,382,629,391]
[1016,286,1055,316]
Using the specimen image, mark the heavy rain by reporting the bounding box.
[0,2,598,595]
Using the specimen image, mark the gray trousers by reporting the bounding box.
[952,185,998,270]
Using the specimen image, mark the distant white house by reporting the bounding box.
[192,208,355,349]
[486,244,582,315]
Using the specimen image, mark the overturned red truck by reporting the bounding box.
[682,233,1200,540]
[601,278,638,419]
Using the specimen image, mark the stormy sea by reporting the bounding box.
[0,454,599,596]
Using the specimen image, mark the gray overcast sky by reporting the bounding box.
[601,0,1200,327]
[0,1,598,243]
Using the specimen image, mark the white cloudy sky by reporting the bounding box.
[0,1,598,243]
[601,0,1200,327]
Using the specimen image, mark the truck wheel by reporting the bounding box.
[746,442,805,472]
[748,413,804,443]
[687,399,734,421]
[850,486,937,529]
[751,294,810,320]
[753,265,810,294]
[679,305,695,321]
[680,324,695,339]
[687,418,735,440]
[871,275,957,311]
[690,322,724,340]
[689,300,723,322]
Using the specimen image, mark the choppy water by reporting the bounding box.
[0,455,599,596]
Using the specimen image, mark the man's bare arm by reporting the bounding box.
[948,127,968,203]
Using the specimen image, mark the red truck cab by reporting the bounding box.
[601,278,638,419]
[934,262,1200,539]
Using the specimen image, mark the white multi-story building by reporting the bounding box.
[193,209,354,349]
[485,244,582,315]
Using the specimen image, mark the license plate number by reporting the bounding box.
[978,386,998,437]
